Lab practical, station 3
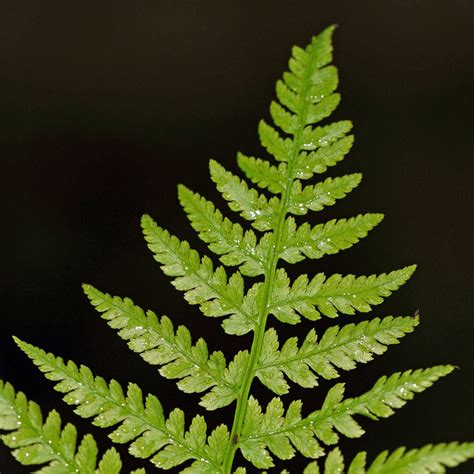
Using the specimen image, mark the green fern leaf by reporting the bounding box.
[239,397,324,468]
[237,153,287,194]
[324,447,345,473]
[4,25,472,474]
[209,159,280,231]
[303,461,320,473]
[141,214,259,335]
[83,285,244,409]
[280,214,384,263]
[178,184,266,276]
[268,265,416,321]
[288,174,362,216]
[239,366,453,468]
[346,442,474,473]
[298,132,354,176]
[13,338,228,471]
[0,379,123,473]
[256,316,419,394]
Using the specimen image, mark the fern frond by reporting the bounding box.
[268,265,416,321]
[347,442,474,473]
[256,316,419,394]
[178,184,266,276]
[280,214,384,264]
[0,379,124,473]
[14,338,229,472]
[83,286,244,410]
[141,214,259,335]
[287,174,362,216]
[239,366,454,468]
[209,159,280,231]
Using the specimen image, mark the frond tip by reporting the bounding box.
[0,379,124,473]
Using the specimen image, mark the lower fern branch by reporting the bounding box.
[13,337,227,472]
[0,379,131,474]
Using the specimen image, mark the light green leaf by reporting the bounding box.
[0,380,121,473]
[12,340,227,471]
[239,396,324,469]
[83,286,243,409]
[256,316,419,394]
[268,265,416,320]
[237,153,287,194]
[347,442,474,473]
[259,120,294,163]
[141,214,258,334]
[303,461,321,473]
[240,366,454,467]
[288,174,362,216]
[209,159,280,231]
[297,133,354,177]
[178,185,266,276]
[95,447,122,473]
[324,447,344,473]
[280,214,384,263]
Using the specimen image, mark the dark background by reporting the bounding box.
[1,1,473,472]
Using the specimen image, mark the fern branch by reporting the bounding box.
[178,184,266,276]
[14,338,229,472]
[287,174,362,216]
[209,159,280,231]
[0,379,125,473]
[238,366,454,468]
[255,316,419,394]
[280,214,384,263]
[83,286,244,410]
[268,265,416,321]
[347,442,474,473]
[141,214,258,335]
[237,153,287,194]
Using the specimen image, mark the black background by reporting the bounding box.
[1,1,473,472]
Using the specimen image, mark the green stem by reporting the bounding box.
[221,49,317,474]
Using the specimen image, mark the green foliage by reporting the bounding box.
[2,25,473,473]
[0,380,131,473]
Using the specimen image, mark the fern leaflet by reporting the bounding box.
[14,338,229,472]
[239,366,454,468]
[0,380,131,473]
[255,315,419,394]
[83,285,245,409]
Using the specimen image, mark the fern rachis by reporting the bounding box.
[1,26,473,473]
